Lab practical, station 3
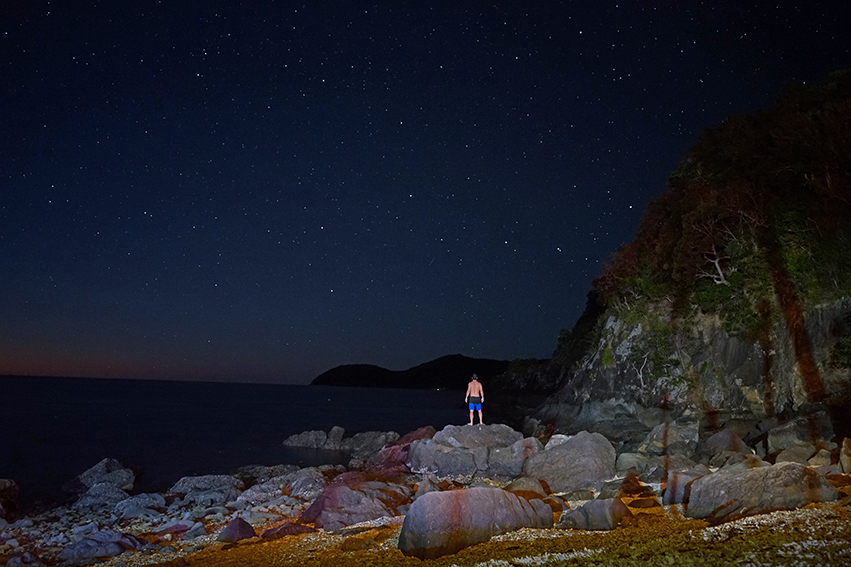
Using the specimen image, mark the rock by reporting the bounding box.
[73,481,130,512]
[717,453,770,472]
[407,424,526,481]
[237,481,285,505]
[0,479,20,520]
[56,527,149,562]
[63,458,135,494]
[662,471,705,505]
[484,437,543,481]
[181,522,207,539]
[169,474,244,494]
[217,517,257,543]
[261,523,317,539]
[645,454,698,473]
[345,431,401,467]
[808,449,832,467]
[114,493,166,516]
[558,498,632,530]
[544,434,571,450]
[616,452,648,475]
[289,475,327,501]
[840,438,851,474]
[686,462,838,520]
[776,443,816,464]
[233,464,300,484]
[300,475,411,531]
[699,429,752,458]
[324,426,345,450]
[767,411,834,454]
[398,487,553,559]
[283,430,328,448]
[637,420,699,458]
[504,477,549,499]
[522,430,616,494]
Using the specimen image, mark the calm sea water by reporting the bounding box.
[0,376,470,507]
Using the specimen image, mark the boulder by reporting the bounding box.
[0,479,20,520]
[767,411,834,454]
[558,498,632,530]
[56,527,150,562]
[233,464,300,484]
[637,421,699,458]
[544,434,571,450]
[283,430,328,448]
[170,474,244,494]
[324,425,345,450]
[716,452,770,472]
[808,449,831,468]
[114,493,166,516]
[841,438,851,474]
[484,437,543,481]
[776,443,816,464]
[63,457,135,494]
[398,487,553,559]
[407,424,525,481]
[504,477,549,500]
[699,429,752,459]
[344,431,400,467]
[432,423,523,449]
[686,462,838,520]
[522,430,616,494]
[300,474,412,531]
[616,452,648,475]
[73,481,130,512]
[237,481,285,505]
[289,475,327,501]
[662,471,705,505]
[261,523,317,540]
[217,517,257,543]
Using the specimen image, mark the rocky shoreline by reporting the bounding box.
[2,414,851,566]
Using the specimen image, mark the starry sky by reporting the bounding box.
[1,1,848,384]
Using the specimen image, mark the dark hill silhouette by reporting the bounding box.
[311,354,509,390]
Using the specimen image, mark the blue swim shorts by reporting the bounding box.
[468,396,481,411]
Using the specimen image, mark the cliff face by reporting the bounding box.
[533,72,851,439]
[537,298,851,433]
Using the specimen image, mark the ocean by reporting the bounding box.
[0,376,470,507]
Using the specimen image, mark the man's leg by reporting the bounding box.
[469,409,474,425]
[478,408,484,425]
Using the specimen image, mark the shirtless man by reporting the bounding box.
[465,374,484,425]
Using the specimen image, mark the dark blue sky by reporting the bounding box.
[2,1,848,383]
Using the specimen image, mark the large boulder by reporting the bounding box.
[344,431,400,467]
[170,474,244,494]
[766,411,834,454]
[361,426,436,481]
[637,421,699,458]
[73,481,130,512]
[558,498,632,530]
[56,527,151,562]
[217,517,257,543]
[300,473,412,531]
[841,438,851,474]
[686,462,838,520]
[407,424,526,481]
[63,458,135,494]
[233,464,300,484]
[522,430,616,494]
[398,487,553,559]
[484,437,544,481]
[114,493,166,517]
[283,430,328,448]
[699,429,752,459]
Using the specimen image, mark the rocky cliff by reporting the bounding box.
[530,71,851,442]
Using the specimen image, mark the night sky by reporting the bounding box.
[2,1,848,384]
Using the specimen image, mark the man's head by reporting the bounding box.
[472,373,478,380]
